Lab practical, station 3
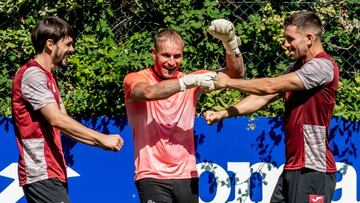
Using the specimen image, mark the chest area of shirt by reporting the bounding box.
[155,91,195,109]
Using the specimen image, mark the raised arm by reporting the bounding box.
[208,19,245,78]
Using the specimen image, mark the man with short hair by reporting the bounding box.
[11,16,124,203]
[124,20,244,203]
[204,11,338,203]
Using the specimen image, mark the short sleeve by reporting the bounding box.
[21,67,57,110]
[295,58,334,90]
[124,72,148,99]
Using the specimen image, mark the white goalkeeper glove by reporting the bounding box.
[208,19,241,55]
[178,72,217,91]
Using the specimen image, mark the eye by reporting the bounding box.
[285,36,295,44]
[162,54,171,58]
[174,54,182,59]
[65,41,73,47]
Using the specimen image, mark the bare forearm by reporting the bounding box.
[57,108,98,145]
[132,79,182,101]
[53,115,102,146]
[222,94,277,118]
[217,53,245,79]
[226,53,245,78]
[40,103,122,151]
[226,77,278,95]
[62,132,95,145]
[149,79,181,99]
[222,72,304,95]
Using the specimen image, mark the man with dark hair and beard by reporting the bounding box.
[205,11,338,203]
[11,16,124,203]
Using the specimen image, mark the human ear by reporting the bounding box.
[151,47,156,60]
[45,39,55,51]
[306,33,314,46]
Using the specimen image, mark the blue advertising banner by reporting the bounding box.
[0,116,359,203]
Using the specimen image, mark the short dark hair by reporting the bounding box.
[284,11,323,38]
[31,17,74,54]
[154,28,184,50]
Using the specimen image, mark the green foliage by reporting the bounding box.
[1,0,359,120]
[334,77,360,121]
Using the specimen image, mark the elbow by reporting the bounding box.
[47,113,67,129]
[239,70,245,78]
[263,87,277,95]
[239,65,245,78]
[48,117,61,128]
[139,88,157,101]
[228,69,245,79]
[236,67,246,79]
[261,80,279,95]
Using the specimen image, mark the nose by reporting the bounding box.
[283,40,290,49]
[168,56,176,66]
[69,45,75,54]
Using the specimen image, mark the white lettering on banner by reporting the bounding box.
[333,162,359,203]
[0,163,80,203]
[227,162,283,203]
[197,162,359,203]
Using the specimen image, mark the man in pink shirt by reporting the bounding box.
[11,17,124,203]
[124,20,245,203]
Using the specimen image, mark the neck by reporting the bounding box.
[34,53,55,72]
[151,66,167,80]
[302,42,324,64]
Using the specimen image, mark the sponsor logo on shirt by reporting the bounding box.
[309,194,324,203]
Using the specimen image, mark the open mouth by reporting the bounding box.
[163,67,178,75]
[164,66,177,71]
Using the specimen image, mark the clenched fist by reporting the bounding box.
[208,19,241,55]
[204,110,223,125]
[98,134,124,152]
[179,72,217,91]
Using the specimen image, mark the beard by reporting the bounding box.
[57,57,68,68]
[54,49,69,68]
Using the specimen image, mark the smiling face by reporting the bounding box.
[282,11,323,62]
[283,25,309,61]
[152,38,183,79]
[52,35,75,67]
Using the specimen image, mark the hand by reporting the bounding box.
[204,110,223,125]
[208,19,241,55]
[98,134,124,152]
[214,72,230,89]
[179,72,217,91]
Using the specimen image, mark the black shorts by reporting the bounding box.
[135,178,199,203]
[270,168,336,203]
[23,178,70,203]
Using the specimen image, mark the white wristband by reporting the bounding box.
[178,78,186,91]
[223,36,240,55]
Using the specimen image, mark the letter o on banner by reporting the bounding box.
[197,162,231,203]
